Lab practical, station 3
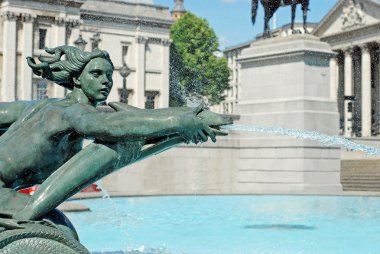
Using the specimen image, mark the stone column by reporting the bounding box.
[329,54,338,102]
[53,17,67,98]
[160,39,171,108]
[374,43,380,135]
[344,47,354,137]
[2,12,17,101]
[21,14,34,100]
[361,44,372,137]
[135,36,147,108]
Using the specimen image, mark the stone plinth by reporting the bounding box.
[235,34,342,193]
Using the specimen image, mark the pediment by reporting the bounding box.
[314,0,380,38]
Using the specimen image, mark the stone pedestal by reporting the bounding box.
[235,34,342,193]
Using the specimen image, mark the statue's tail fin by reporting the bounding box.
[251,0,259,25]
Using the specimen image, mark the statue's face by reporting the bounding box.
[78,57,113,102]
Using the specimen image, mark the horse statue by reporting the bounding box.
[251,0,310,38]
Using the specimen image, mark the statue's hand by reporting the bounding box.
[175,105,217,144]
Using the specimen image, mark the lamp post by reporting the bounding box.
[74,34,87,51]
[119,63,131,103]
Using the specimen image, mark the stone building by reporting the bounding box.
[314,0,380,138]
[220,41,250,115]
[0,0,173,109]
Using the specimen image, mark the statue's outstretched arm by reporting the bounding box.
[107,102,232,161]
[66,103,215,144]
[0,101,33,128]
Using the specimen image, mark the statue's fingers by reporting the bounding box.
[204,126,216,142]
[192,133,199,144]
[211,127,228,136]
[182,132,192,143]
[198,130,208,142]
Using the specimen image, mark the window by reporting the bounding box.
[34,80,47,100]
[117,88,133,103]
[223,103,229,114]
[145,91,159,109]
[39,29,47,49]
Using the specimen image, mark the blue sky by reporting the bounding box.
[153,0,339,49]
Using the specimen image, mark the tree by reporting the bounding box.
[169,12,230,106]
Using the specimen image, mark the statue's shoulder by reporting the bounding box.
[61,102,98,121]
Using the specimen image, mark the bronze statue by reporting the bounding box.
[0,46,232,253]
[252,0,310,38]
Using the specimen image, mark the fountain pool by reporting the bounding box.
[66,195,380,254]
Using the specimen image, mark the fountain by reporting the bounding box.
[1,4,379,254]
[0,45,232,253]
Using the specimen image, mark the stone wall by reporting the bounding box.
[102,135,240,196]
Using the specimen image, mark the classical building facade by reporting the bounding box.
[314,0,380,138]
[220,0,380,139]
[220,41,250,115]
[0,0,173,109]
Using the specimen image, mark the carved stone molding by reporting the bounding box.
[359,44,370,53]
[161,39,172,46]
[136,36,148,44]
[67,19,81,28]
[343,47,354,55]
[2,11,18,22]
[54,17,66,27]
[21,13,35,23]
[341,0,366,30]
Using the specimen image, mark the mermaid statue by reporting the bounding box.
[0,46,231,253]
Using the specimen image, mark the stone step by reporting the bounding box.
[342,181,380,186]
[343,185,380,189]
[343,183,380,187]
[341,174,380,178]
[344,185,380,189]
[341,159,380,192]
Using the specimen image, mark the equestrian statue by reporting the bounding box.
[252,0,310,38]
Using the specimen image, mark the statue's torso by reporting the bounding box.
[0,99,84,189]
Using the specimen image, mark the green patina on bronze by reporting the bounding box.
[0,46,232,253]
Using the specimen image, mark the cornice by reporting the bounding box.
[1,11,18,21]
[319,22,380,46]
[135,36,171,46]
[238,50,334,67]
[80,10,173,30]
[1,0,83,14]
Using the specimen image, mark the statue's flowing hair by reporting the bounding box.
[27,46,114,90]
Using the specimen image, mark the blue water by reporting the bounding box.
[65,196,380,254]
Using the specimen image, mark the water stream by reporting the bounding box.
[221,124,380,156]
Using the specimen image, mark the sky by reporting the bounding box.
[153,0,339,49]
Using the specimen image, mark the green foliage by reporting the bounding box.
[169,12,230,106]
